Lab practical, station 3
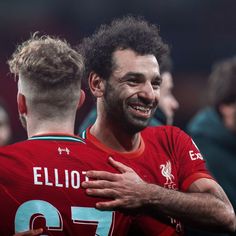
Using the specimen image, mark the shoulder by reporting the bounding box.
[141,126,189,147]
[142,125,182,137]
[0,140,29,154]
[0,141,30,176]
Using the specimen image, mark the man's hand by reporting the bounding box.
[82,157,236,232]
[82,157,149,210]
[13,228,43,236]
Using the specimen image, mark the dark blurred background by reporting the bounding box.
[0,0,236,142]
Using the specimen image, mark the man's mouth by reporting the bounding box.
[128,104,153,118]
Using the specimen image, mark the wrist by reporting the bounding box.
[142,183,161,207]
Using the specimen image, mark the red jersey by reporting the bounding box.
[82,126,214,236]
[0,134,132,236]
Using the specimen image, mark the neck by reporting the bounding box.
[90,116,141,152]
[26,117,75,138]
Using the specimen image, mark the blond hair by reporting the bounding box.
[8,34,84,118]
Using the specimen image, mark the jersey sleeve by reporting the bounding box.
[173,129,214,191]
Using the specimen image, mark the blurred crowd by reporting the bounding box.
[0,100,12,146]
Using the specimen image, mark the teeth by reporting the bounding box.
[133,106,150,113]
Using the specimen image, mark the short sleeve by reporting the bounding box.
[174,129,214,191]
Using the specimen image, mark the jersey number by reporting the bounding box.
[15,200,113,236]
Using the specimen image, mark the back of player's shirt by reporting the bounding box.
[0,134,131,236]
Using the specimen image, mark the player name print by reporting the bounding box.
[33,167,89,189]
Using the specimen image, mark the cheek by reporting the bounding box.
[119,87,136,101]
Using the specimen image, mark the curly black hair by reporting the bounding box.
[78,16,169,81]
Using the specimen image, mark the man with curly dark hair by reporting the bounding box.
[79,16,236,235]
[78,54,179,133]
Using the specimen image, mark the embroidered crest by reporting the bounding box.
[160,161,176,189]
[160,161,182,232]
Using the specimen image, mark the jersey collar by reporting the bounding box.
[29,133,85,143]
[82,127,145,159]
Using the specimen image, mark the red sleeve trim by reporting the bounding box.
[181,173,214,191]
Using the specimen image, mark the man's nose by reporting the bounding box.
[139,82,157,101]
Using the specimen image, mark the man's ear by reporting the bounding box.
[88,72,106,98]
[17,93,27,114]
[77,89,86,110]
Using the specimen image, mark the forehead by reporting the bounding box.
[112,49,160,77]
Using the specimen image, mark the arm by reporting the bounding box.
[82,157,236,233]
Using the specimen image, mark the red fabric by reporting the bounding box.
[85,126,214,235]
[0,134,132,235]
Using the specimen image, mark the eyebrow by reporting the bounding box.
[122,72,162,81]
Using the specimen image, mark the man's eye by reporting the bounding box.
[127,79,139,85]
[152,82,161,89]
[152,86,160,90]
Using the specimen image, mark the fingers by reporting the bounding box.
[86,188,116,198]
[108,157,132,173]
[14,228,43,236]
[86,170,118,181]
[82,180,114,189]
[85,158,133,181]
[96,199,122,210]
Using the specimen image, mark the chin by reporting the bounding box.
[125,121,149,134]
[122,112,151,133]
